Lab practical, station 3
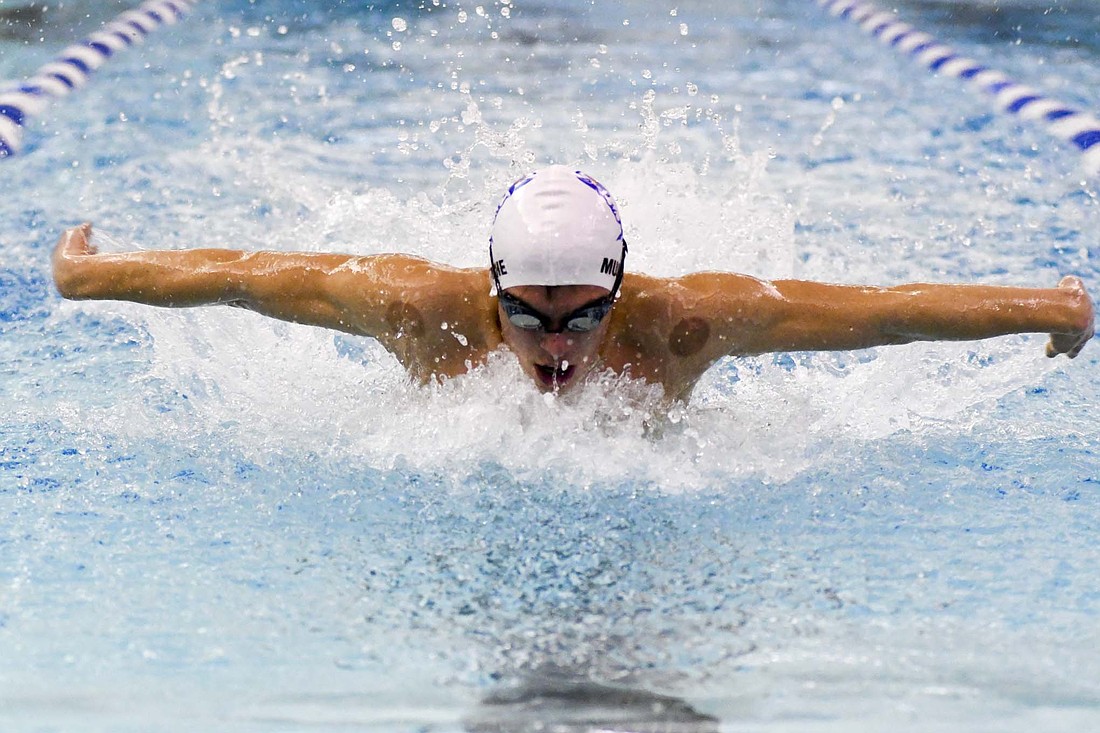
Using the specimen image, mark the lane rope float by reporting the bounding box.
[0,0,198,158]
[816,0,1100,177]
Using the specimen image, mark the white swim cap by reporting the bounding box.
[489,165,627,294]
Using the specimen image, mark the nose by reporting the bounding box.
[540,332,575,360]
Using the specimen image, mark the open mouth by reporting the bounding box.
[534,362,576,388]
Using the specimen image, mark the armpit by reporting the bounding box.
[668,317,710,357]
[385,300,425,338]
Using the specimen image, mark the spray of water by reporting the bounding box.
[64,104,1058,493]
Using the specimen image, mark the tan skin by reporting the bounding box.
[53,223,1094,403]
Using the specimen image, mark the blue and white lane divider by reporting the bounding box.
[816,0,1100,177]
[0,0,198,158]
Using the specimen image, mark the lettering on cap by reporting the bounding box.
[491,259,508,279]
[600,257,620,276]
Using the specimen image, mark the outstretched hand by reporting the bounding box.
[52,223,98,297]
[1046,275,1095,359]
[54,222,97,257]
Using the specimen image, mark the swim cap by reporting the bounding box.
[489,165,627,294]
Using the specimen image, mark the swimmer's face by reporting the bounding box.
[497,284,613,393]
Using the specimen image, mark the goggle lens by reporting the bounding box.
[500,294,612,333]
[507,311,545,331]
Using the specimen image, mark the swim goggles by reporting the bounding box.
[498,292,613,334]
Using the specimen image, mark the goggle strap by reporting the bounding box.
[612,238,628,298]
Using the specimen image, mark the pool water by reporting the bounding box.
[1,0,1099,730]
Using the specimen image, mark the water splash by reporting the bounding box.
[69,130,1060,493]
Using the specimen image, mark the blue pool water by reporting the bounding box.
[2,0,1099,730]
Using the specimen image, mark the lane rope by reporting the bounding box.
[0,0,198,158]
[816,0,1100,177]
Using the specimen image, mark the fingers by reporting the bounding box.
[1045,335,1074,359]
[1074,320,1096,359]
[1047,324,1095,359]
[52,224,98,298]
[57,222,97,257]
[1047,274,1095,359]
[72,222,94,253]
[1058,274,1084,293]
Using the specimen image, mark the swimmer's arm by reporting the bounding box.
[736,276,1095,358]
[51,223,439,338]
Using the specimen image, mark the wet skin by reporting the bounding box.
[52,224,1096,402]
[497,284,613,392]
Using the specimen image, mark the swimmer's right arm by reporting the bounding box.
[53,223,269,307]
[51,223,444,338]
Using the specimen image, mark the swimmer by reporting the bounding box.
[52,165,1094,402]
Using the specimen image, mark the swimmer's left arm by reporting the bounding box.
[730,276,1095,358]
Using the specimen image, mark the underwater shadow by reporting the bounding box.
[465,670,719,733]
[0,3,43,40]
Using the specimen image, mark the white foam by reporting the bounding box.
[74,138,1059,493]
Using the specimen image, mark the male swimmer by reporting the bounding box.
[52,165,1095,402]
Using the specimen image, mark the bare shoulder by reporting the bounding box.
[612,271,781,349]
[605,271,784,396]
[326,256,499,379]
[325,253,480,293]
[322,255,488,320]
